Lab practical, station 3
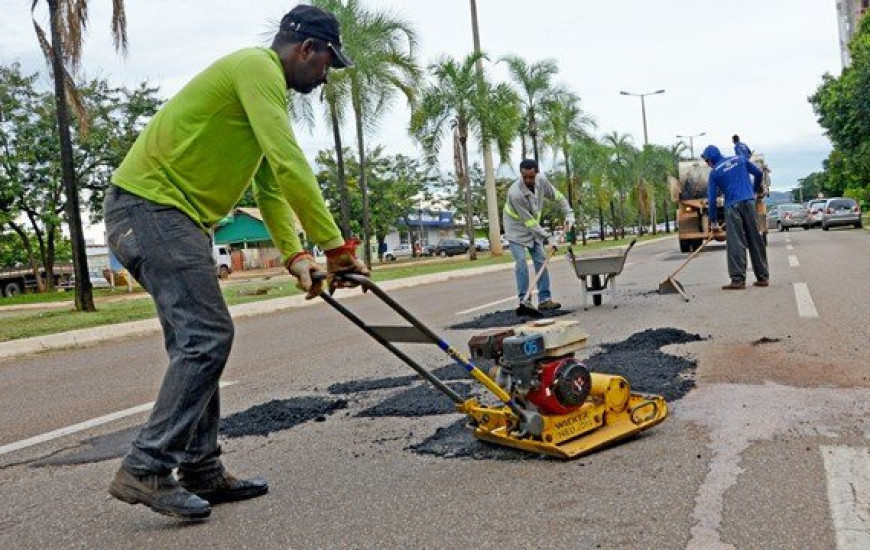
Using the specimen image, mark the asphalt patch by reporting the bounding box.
[220,397,348,438]
[583,327,704,401]
[409,419,545,460]
[448,308,574,330]
[326,364,471,395]
[30,396,349,467]
[357,382,477,417]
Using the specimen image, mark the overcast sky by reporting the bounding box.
[1,1,843,196]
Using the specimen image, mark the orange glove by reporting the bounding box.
[325,239,370,294]
[286,252,327,299]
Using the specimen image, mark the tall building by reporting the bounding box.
[837,0,870,67]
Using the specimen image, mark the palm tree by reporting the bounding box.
[540,88,596,209]
[410,53,519,261]
[30,1,127,311]
[501,55,559,164]
[325,0,419,268]
[570,137,612,242]
[601,131,637,239]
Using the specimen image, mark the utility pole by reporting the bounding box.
[469,0,503,255]
[677,132,706,159]
[620,89,665,146]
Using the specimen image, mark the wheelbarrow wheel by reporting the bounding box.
[590,275,603,306]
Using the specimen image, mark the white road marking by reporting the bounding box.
[0,381,237,457]
[786,244,794,251]
[793,282,819,318]
[455,295,520,315]
[788,255,800,267]
[822,445,870,549]
[785,236,791,243]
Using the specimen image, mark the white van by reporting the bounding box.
[213,245,232,278]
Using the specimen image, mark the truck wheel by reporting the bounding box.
[590,275,603,307]
[4,282,22,297]
[679,239,691,253]
[218,266,230,279]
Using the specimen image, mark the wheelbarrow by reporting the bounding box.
[566,239,636,309]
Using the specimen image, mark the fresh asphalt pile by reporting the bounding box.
[581,327,704,402]
[219,396,348,438]
[447,308,573,330]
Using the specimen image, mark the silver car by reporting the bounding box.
[821,197,863,230]
[767,203,810,231]
[806,199,827,228]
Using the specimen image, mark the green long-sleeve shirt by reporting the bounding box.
[112,47,344,261]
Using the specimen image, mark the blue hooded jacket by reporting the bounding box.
[702,145,764,224]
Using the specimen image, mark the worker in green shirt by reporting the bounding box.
[105,5,368,520]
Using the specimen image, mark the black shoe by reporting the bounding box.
[178,470,269,504]
[753,279,769,287]
[109,467,211,520]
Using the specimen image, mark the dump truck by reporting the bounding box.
[0,263,74,297]
[669,153,770,253]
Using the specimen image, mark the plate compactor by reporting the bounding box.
[320,275,668,459]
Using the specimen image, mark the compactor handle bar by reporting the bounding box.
[318,273,526,420]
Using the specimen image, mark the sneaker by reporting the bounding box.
[753,279,769,287]
[721,281,746,290]
[538,299,562,311]
[178,469,269,504]
[109,467,211,520]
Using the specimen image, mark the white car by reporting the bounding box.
[474,238,491,251]
[384,244,413,261]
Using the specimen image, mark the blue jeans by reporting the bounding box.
[104,186,233,476]
[508,240,551,303]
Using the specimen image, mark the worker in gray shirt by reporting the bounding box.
[503,158,574,310]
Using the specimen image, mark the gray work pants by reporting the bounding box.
[724,199,769,284]
[104,186,233,476]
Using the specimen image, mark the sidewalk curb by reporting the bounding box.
[0,261,517,361]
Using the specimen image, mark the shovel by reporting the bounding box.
[658,233,715,301]
[516,245,558,318]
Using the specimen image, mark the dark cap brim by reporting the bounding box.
[328,42,353,68]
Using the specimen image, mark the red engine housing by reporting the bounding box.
[526,357,592,415]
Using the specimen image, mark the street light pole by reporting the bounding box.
[620,89,665,146]
[676,132,706,159]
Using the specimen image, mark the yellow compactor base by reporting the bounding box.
[459,374,668,459]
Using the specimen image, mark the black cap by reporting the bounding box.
[280,5,353,68]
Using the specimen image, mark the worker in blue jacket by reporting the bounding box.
[732,135,752,159]
[702,145,769,290]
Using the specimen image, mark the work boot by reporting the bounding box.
[753,279,769,287]
[721,281,746,290]
[109,467,211,520]
[178,469,269,504]
[538,299,562,311]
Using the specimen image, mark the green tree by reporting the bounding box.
[809,13,870,200]
[410,53,520,261]
[0,64,159,291]
[540,88,596,210]
[315,147,429,251]
[30,0,129,311]
[322,0,420,268]
[501,55,558,163]
[601,131,638,239]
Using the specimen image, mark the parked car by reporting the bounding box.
[805,199,827,228]
[500,235,509,248]
[821,197,862,230]
[767,203,810,231]
[432,238,470,257]
[383,244,413,261]
[89,269,112,289]
[474,238,491,251]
